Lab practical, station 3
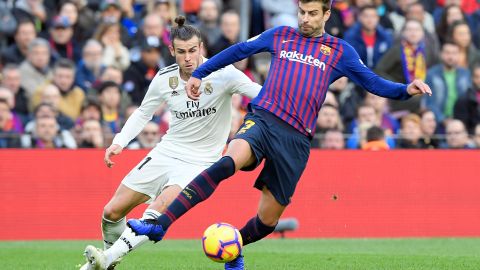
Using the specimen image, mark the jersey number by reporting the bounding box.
[138,157,152,170]
[237,120,255,135]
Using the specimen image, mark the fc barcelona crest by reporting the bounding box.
[204,82,213,95]
[320,45,331,56]
[169,76,179,89]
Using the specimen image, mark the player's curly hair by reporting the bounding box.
[170,15,202,45]
[299,0,332,13]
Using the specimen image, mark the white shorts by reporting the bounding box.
[121,149,209,203]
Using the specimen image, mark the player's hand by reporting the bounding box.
[407,79,432,96]
[104,144,123,168]
[186,77,202,100]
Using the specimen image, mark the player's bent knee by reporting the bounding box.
[103,204,125,222]
[225,139,255,171]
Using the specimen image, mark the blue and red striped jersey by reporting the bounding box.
[192,26,410,137]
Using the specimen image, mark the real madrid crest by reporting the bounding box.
[204,82,213,95]
[169,76,180,96]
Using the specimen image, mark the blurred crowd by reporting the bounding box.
[0,0,479,150]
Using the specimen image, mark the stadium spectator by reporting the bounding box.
[320,128,345,149]
[130,13,174,65]
[1,64,29,117]
[130,13,175,66]
[404,1,436,34]
[31,59,85,120]
[347,104,396,149]
[94,22,131,71]
[344,5,392,69]
[389,0,435,34]
[376,19,437,113]
[397,113,423,148]
[328,77,363,129]
[315,103,344,135]
[48,16,81,63]
[474,123,480,148]
[454,64,480,134]
[63,0,97,44]
[123,37,163,105]
[196,0,222,48]
[98,0,134,45]
[261,0,298,28]
[443,119,473,148]
[1,20,37,65]
[77,119,105,148]
[208,10,241,57]
[0,98,22,148]
[151,0,177,31]
[447,20,480,71]
[127,121,162,149]
[75,39,105,92]
[11,0,47,29]
[24,102,77,147]
[423,42,470,124]
[419,109,440,148]
[364,92,400,134]
[362,125,390,150]
[0,88,24,133]
[435,4,468,45]
[19,38,52,98]
[97,81,123,134]
[21,115,75,148]
[33,84,75,130]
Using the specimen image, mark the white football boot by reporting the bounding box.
[84,245,107,270]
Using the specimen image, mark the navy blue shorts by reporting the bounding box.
[234,105,310,205]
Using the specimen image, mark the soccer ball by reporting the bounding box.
[202,222,243,263]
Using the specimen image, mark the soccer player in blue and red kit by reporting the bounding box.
[128,1,432,269]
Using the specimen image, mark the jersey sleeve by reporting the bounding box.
[223,65,262,99]
[192,27,278,79]
[339,42,411,100]
[112,75,165,148]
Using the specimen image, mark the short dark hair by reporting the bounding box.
[53,58,76,72]
[97,81,120,94]
[366,126,385,142]
[359,5,378,14]
[299,0,332,12]
[170,15,202,45]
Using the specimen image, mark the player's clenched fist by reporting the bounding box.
[104,144,123,168]
[186,77,202,100]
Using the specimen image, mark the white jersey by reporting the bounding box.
[112,60,261,165]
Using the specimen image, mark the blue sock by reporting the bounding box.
[239,215,276,246]
[157,156,236,229]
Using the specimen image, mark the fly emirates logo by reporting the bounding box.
[279,50,326,71]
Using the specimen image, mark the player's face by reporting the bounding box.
[298,1,331,37]
[170,36,203,78]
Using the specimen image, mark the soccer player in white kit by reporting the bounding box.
[79,16,260,270]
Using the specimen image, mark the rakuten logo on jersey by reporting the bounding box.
[279,50,326,71]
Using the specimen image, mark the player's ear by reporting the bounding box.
[323,9,331,23]
[169,45,175,57]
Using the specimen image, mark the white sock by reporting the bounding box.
[102,216,126,250]
[103,209,161,267]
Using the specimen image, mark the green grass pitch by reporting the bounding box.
[1,238,479,269]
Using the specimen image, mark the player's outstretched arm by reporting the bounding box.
[104,144,122,168]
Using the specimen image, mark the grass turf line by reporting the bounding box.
[0,238,479,270]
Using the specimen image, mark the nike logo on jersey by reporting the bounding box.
[282,39,295,44]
